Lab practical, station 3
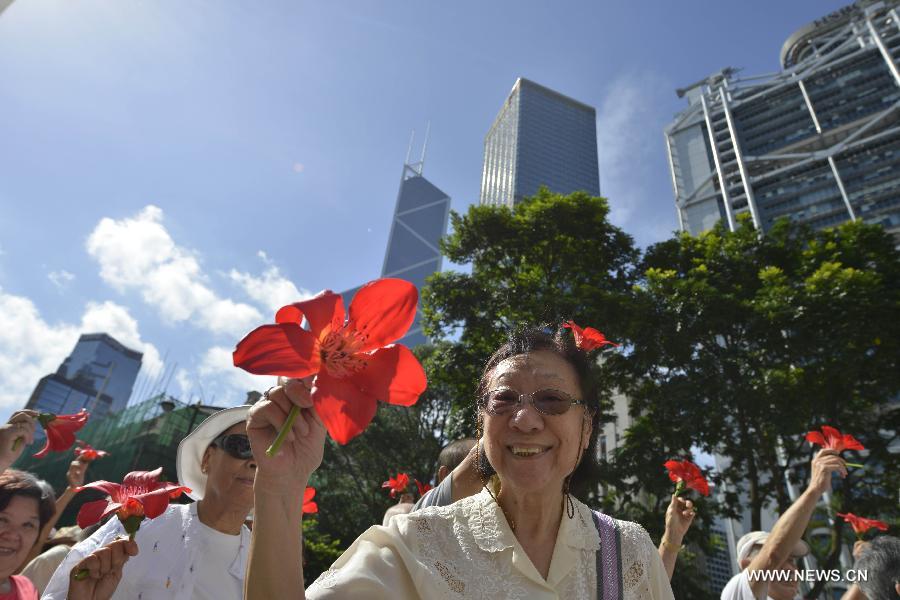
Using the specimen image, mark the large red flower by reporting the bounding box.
[33,409,89,459]
[415,479,433,498]
[563,321,620,352]
[74,441,109,463]
[837,512,889,537]
[382,472,410,499]
[75,468,191,537]
[233,278,427,444]
[806,425,865,453]
[303,487,318,514]
[664,459,710,497]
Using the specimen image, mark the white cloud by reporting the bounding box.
[292,162,305,173]
[228,252,313,313]
[0,288,162,411]
[596,72,680,247]
[48,269,75,290]
[198,345,274,402]
[86,205,262,338]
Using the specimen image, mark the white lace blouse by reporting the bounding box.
[307,488,674,600]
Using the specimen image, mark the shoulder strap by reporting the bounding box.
[591,510,624,600]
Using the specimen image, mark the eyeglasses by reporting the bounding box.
[479,388,585,416]
[211,433,253,460]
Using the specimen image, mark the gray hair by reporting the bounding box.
[857,536,900,600]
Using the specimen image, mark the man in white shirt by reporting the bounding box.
[721,449,848,600]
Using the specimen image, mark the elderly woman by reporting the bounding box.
[43,405,256,600]
[247,327,675,599]
[0,470,56,600]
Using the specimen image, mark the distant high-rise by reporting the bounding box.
[26,333,142,419]
[666,1,900,240]
[480,77,600,208]
[343,139,451,347]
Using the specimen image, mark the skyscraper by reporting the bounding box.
[480,78,600,208]
[343,140,451,347]
[26,333,143,419]
[666,1,900,240]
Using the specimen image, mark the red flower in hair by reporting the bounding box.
[664,459,710,497]
[75,468,191,538]
[415,479,433,497]
[806,425,865,452]
[33,410,89,458]
[233,278,427,447]
[563,321,620,351]
[837,512,888,539]
[302,487,318,514]
[382,472,410,498]
[74,441,109,463]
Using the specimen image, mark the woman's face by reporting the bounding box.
[0,495,40,577]
[481,350,591,498]
[202,422,256,512]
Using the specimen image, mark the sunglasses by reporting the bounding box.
[479,388,585,416]
[211,433,253,460]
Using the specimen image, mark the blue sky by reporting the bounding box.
[0,0,847,420]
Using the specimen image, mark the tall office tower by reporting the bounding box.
[480,78,600,208]
[26,333,143,419]
[343,139,451,347]
[666,1,900,240]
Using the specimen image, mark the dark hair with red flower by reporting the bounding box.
[0,469,56,530]
[474,325,602,492]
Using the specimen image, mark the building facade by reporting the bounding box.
[343,153,451,347]
[480,78,600,208]
[666,1,900,240]
[26,333,143,420]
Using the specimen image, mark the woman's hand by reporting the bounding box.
[247,378,326,495]
[663,493,695,547]
[67,459,89,489]
[67,538,138,600]
[0,410,38,471]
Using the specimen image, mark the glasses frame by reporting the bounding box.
[211,433,253,460]
[479,387,585,416]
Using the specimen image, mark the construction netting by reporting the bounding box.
[13,394,222,527]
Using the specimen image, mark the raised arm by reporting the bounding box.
[658,493,695,580]
[245,379,326,600]
[0,410,38,473]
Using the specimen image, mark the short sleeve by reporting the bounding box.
[306,524,419,600]
[720,571,766,600]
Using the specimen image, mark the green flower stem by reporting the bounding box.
[674,480,685,497]
[11,437,22,452]
[73,568,89,581]
[266,405,301,457]
[845,462,864,468]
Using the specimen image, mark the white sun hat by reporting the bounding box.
[736,530,809,563]
[176,405,252,501]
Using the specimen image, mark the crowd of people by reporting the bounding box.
[0,326,895,599]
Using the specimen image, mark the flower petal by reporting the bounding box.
[134,488,175,519]
[233,324,321,378]
[77,499,121,528]
[348,279,418,351]
[805,431,826,447]
[349,345,427,407]
[821,425,842,449]
[76,480,124,499]
[275,291,345,337]
[841,434,865,451]
[122,468,164,491]
[312,373,379,444]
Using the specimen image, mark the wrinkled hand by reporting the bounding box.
[663,493,695,546]
[67,459,88,489]
[67,538,138,600]
[247,378,326,494]
[807,449,847,496]
[0,410,38,470]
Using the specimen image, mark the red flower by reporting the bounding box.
[33,410,89,459]
[563,321,620,352]
[75,468,191,538]
[74,441,109,463]
[382,472,410,498]
[415,479,433,497]
[806,425,865,452]
[303,487,318,514]
[837,512,889,537]
[233,278,427,445]
[664,459,710,497]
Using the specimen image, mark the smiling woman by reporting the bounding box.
[0,469,56,600]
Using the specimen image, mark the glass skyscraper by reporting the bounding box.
[27,333,143,419]
[343,158,451,347]
[666,1,900,240]
[480,78,600,207]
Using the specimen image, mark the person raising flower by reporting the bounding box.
[246,326,675,599]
